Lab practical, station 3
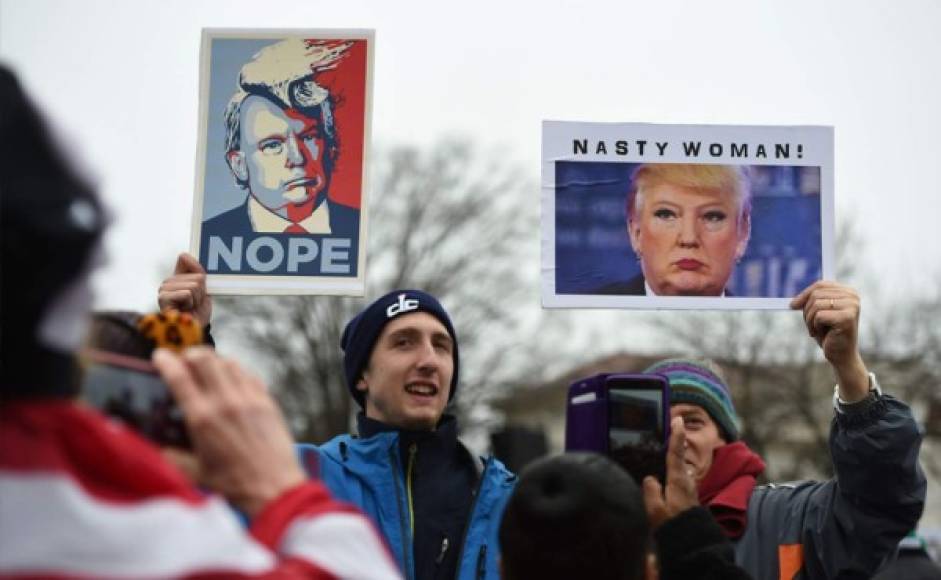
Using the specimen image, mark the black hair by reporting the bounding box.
[86,311,154,359]
[499,452,650,580]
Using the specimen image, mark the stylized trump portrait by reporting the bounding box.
[192,30,372,294]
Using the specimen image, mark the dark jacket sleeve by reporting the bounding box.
[803,394,927,578]
[737,394,926,580]
[656,507,754,580]
[203,323,216,348]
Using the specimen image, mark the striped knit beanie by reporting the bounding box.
[644,358,740,441]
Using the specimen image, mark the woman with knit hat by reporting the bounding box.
[644,281,926,580]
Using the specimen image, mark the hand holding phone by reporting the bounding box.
[642,417,700,529]
[81,349,190,449]
[81,309,205,449]
[565,373,670,485]
[153,347,306,517]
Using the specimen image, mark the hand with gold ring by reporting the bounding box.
[790,281,869,401]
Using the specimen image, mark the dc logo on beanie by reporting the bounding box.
[386,293,419,318]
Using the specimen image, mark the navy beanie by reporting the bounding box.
[341,290,459,409]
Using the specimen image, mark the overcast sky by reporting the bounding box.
[2,0,940,312]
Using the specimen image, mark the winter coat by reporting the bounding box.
[297,420,515,580]
[733,394,926,580]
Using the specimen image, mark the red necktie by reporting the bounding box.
[283,223,306,234]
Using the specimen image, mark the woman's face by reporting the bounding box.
[629,182,748,296]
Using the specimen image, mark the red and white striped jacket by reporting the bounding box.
[0,400,402,580]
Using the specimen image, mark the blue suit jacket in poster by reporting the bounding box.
[199,197,361,276]
[201,197,360,240]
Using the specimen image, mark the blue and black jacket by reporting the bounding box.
[297,415,515,580]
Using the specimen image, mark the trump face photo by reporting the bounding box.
[542,121,834,309]
[625,164,752,297]
[552,160,824,303]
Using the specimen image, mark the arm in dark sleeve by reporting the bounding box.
[801,394,926,579]
[655,507,754,580]
[203,323,216,348]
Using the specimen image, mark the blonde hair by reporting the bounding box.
[627,164,752,225]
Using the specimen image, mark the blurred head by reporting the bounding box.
[341,290,460,431]
[645,359,739,483]
[499,453,651,580]
[223,39,350,218]
[0,65,107,400]
[627,164,751,296]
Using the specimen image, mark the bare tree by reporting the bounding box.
[861,275,941,481]
[212,139,543,444]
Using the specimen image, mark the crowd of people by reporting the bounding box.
[1,57,936,580]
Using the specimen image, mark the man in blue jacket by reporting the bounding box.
[297,289,515,580]
[159,276,515,580]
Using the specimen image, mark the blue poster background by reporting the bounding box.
[204,38,273,220]
[554,161,822,298]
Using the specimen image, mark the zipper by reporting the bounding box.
[456,458,490,578]
[406,442,417,536]
[475,545,487,580]
[435,536,450,565]
[388,447,414,580]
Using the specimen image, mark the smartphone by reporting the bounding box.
[80,349,190,449]
[565,373,670,484]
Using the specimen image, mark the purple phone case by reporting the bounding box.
[564,373,671,456]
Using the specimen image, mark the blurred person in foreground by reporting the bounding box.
[500,418,753,580]
[0,64,400,579]
[159,257,515,580]
[642,282,926,579]
[596,164,751,296]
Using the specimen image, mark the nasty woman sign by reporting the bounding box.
[191,29,373,295]
[542,121,834,309]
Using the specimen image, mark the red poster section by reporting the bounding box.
[315,39,368,209]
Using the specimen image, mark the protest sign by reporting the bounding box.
[191,29,373,295]
[542,121,834,309]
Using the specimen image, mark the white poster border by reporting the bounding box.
[190,28,375,296]
[541,120,835,310]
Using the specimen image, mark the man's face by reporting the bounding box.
[670,403,727,484]
[229,95,329,218]
[629,182,748,296]
[358,312,454,431]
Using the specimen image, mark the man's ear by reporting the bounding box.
[735,212,752,261]
[227,150,248,183]
[628,218,642,257]
[356,376,368,393]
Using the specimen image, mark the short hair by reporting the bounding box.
[499,453,649,580]
[627,164,752,227]
[86,311,153,359]
[223,39,352,188]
